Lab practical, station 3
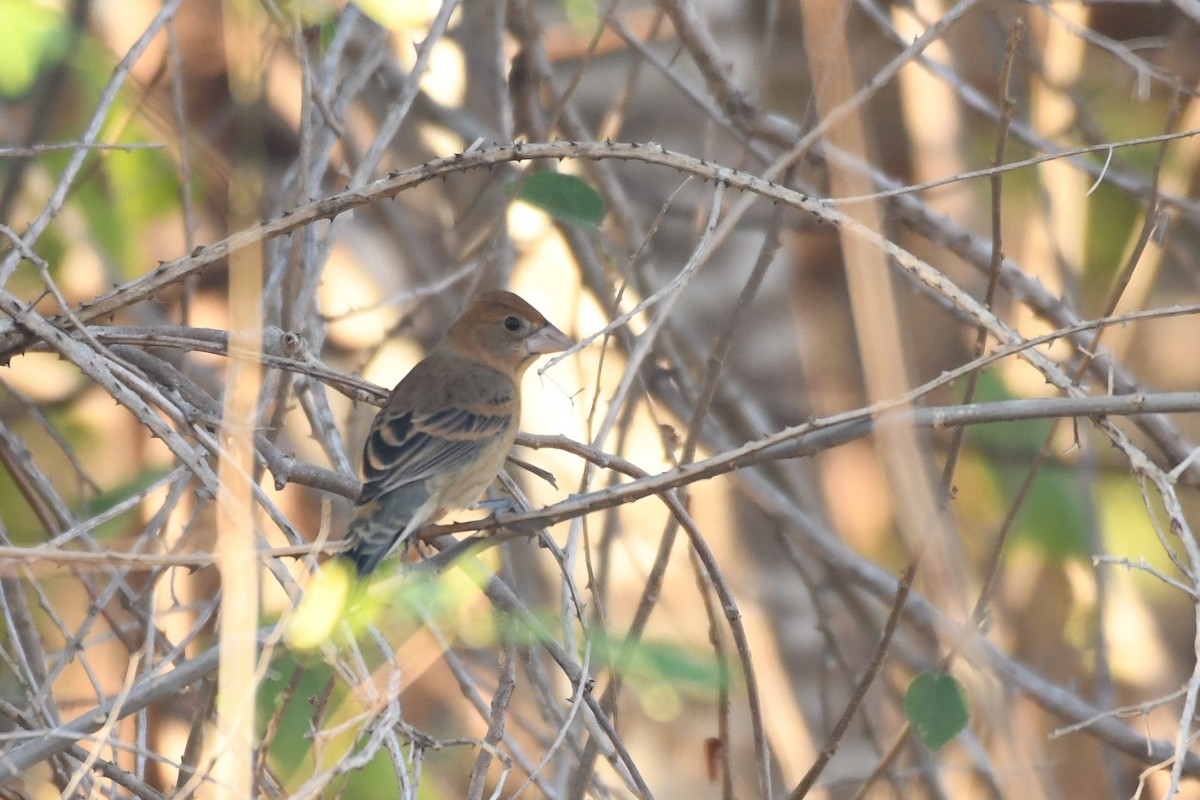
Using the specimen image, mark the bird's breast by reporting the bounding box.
[428,428,516,510]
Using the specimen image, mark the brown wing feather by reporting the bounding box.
[355,355,516,507]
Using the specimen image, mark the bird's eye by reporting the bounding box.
[503,315,522,332]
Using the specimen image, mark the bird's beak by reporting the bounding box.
[526,323,572,355]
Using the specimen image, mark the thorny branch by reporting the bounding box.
[4,2,1200,798]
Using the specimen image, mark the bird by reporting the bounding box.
[342,290,572,576]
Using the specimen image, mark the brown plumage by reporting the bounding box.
[343,291,571,575]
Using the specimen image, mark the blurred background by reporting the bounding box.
[2,0,1200,797]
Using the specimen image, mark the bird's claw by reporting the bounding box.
[473,497,516,513]
[474,497,522,524]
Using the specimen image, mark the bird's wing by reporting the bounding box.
[356,403,513,507]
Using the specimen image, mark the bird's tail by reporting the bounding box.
[342,516,405,576]
[342,485,434,576]
[344,534,394,577]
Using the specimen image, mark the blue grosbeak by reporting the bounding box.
[343,291,571,575]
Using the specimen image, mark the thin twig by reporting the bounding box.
[790,565,915,799]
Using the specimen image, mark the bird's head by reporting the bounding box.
[445,290,572,375]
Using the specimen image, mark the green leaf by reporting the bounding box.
[256,655,335,772]
[277,0,339,26]
[1011,464,1090,561]
[82,467,172,541]
[257,650,398,796]
[287,557,492,652]
[80,133,183,275]
[561,0,600,32]
[317,16,336,54]
[0,0,70,98]
[967,372,1089,562]
[588,633,731,695]
[516,171,605,228]
[905,672,969,751]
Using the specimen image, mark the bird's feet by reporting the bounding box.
[471,497,520,524]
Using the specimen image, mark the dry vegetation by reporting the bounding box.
[2,0,1200,798]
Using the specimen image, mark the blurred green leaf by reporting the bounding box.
[276,0,339,25]
[560,0,600,32]
[966,372,1090,562]
[317,15,336,54]
[356,0,450,31]
[288,557,491,652]
[515,171,605,228]
[257,655,333,774]
[590,633,730,695]
[19,31,187,275]
[1084,181,1140,294]
[75,139,182,275]
[0,0,70,98]
[82,467,171,541]
[586,632,730,722]
[1012,464,1090,561]
[904,672,969,751]
[964,371,1050,453]
[258,651,397,797]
